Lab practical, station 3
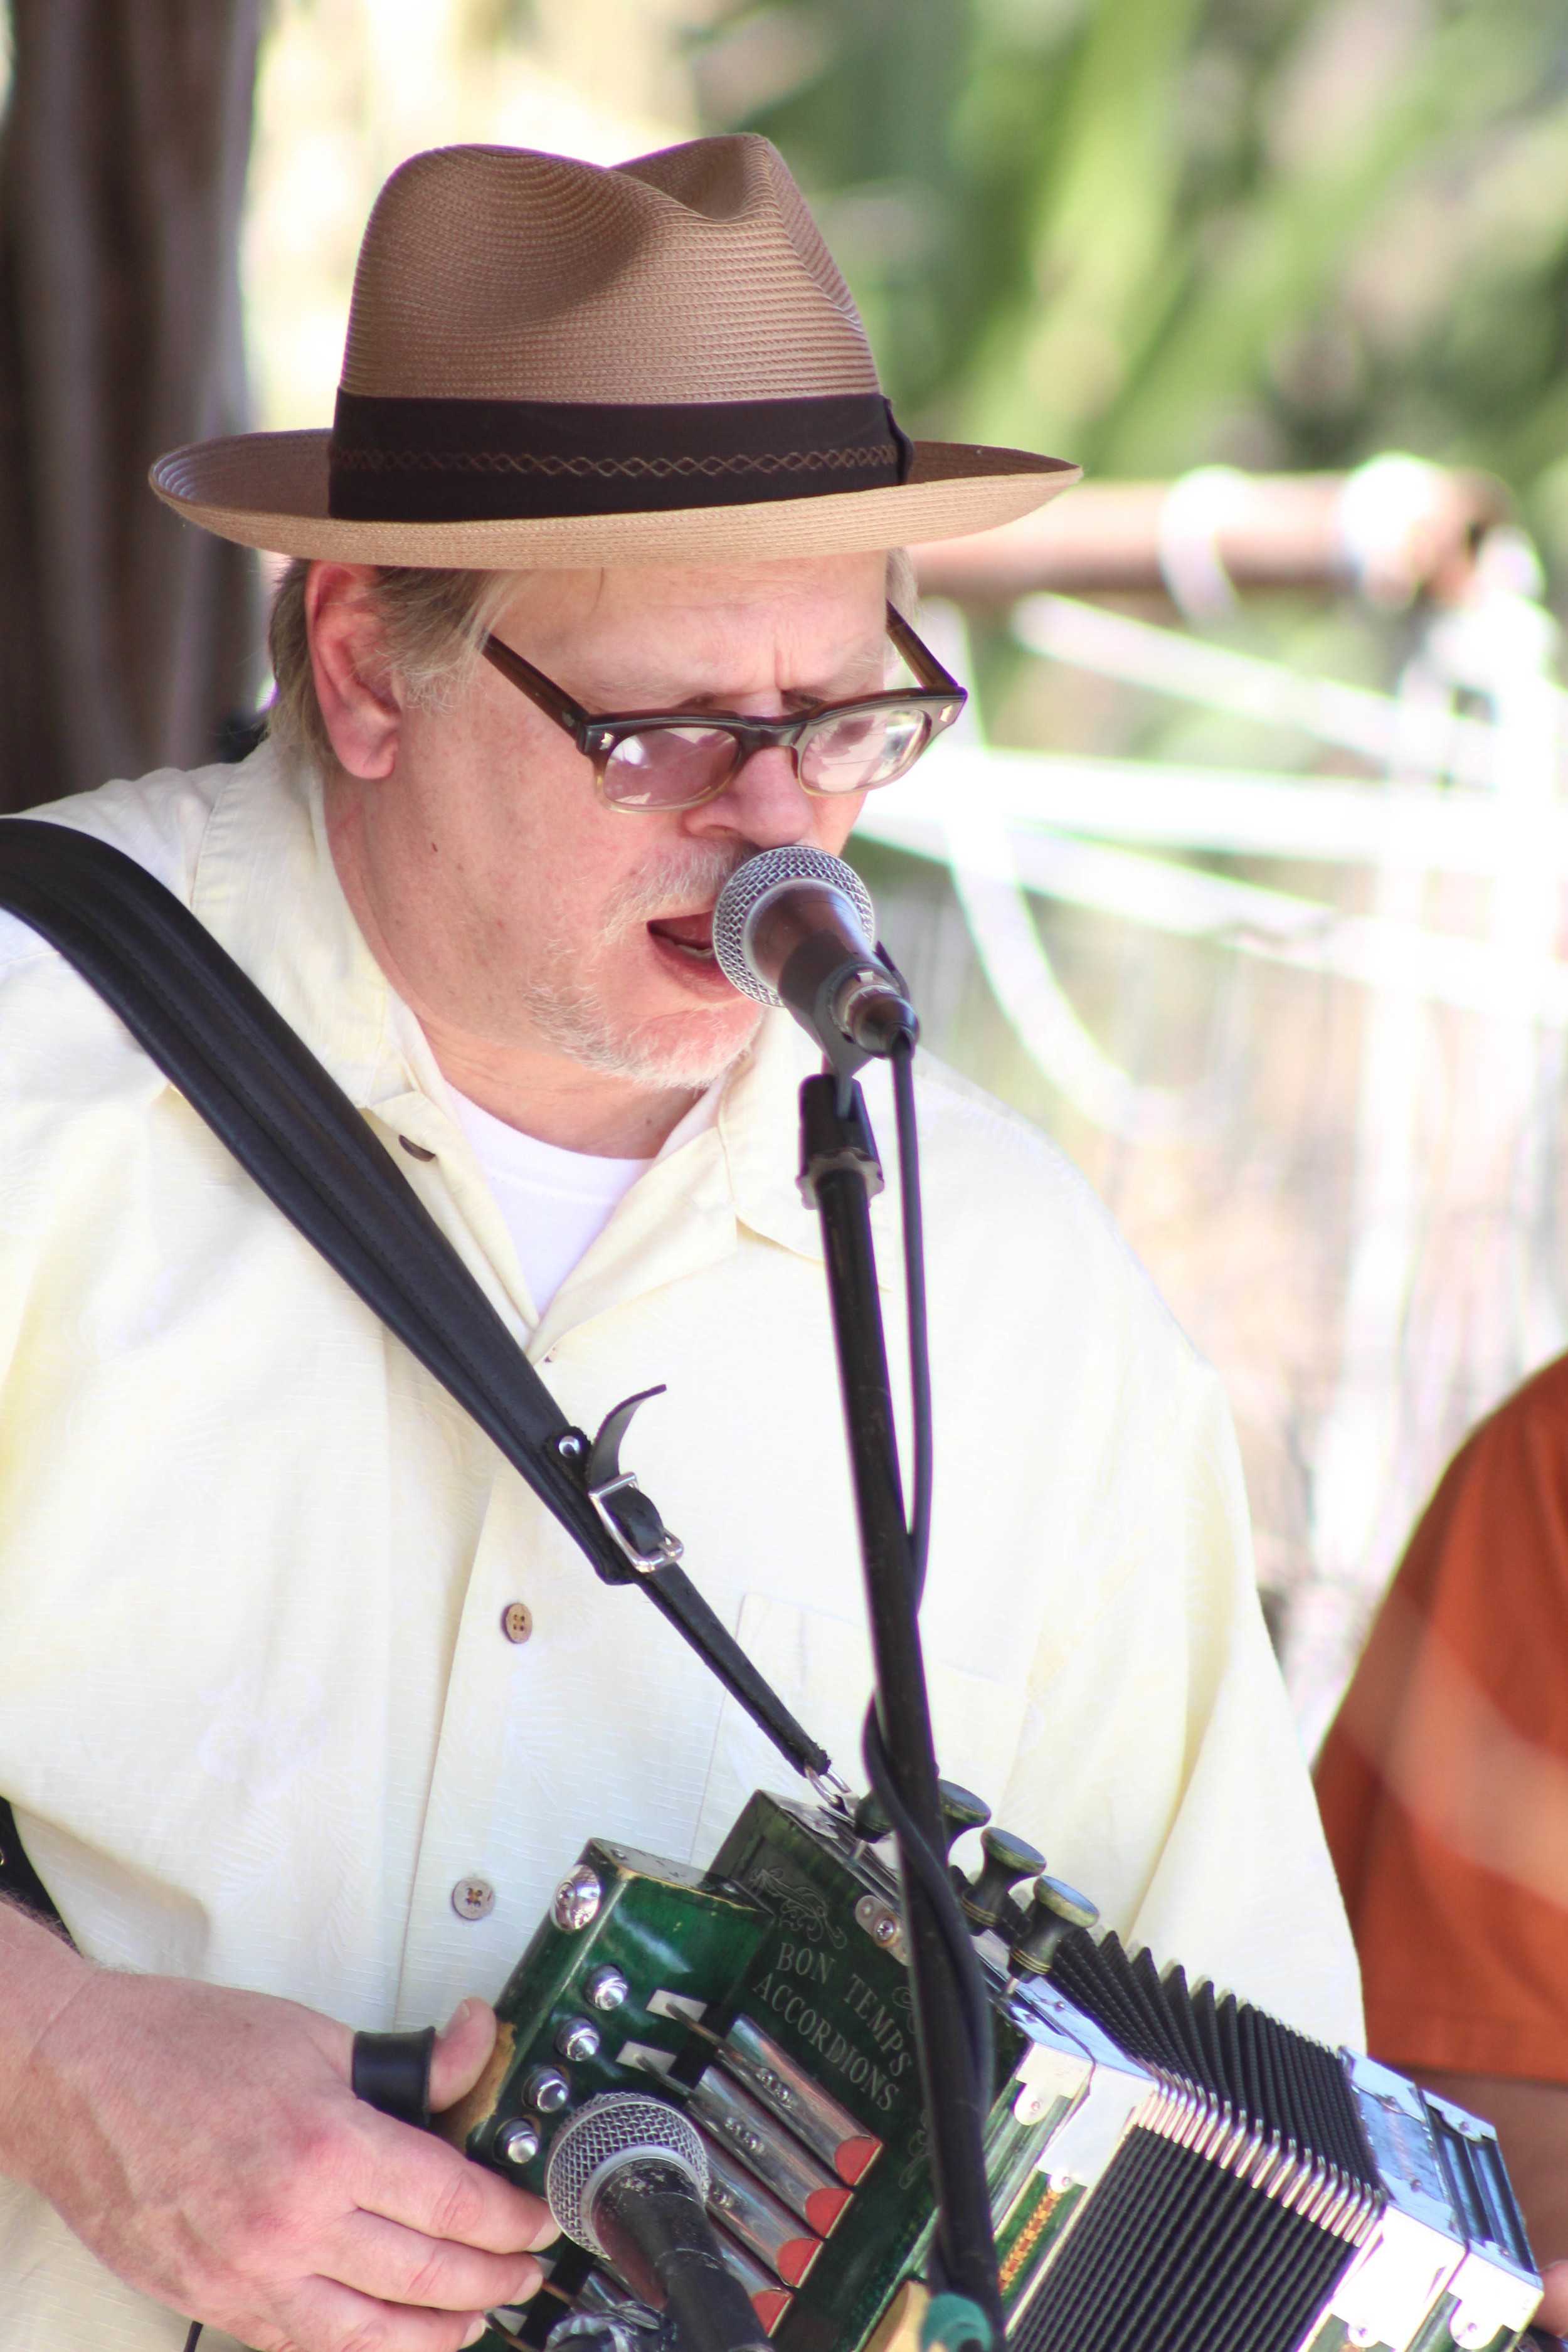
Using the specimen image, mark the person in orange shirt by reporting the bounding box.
[1316,1351,1568,2333]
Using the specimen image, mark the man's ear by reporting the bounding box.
[305,564,401,780]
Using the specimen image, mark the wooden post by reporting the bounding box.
[913,468,1509,610]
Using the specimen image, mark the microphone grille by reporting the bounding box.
[544,2091,709,2255]
[712,846,876,1008]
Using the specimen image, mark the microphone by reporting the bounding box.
[544,2093,768,2352]
[712,847,918,1062]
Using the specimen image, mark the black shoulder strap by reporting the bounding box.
[0,822,831,1844]
[0,1795,66,1931]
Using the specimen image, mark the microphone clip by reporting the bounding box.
[796,1073,885,1208]
[792,938,918,1091]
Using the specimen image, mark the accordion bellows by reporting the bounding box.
[1020,1929,1389,2352]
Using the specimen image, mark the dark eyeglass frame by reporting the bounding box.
[479,601,967,812]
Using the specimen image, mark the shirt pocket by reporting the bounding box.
[689,1589,1030,1865]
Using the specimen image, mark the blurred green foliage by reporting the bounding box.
[686,0,1568,579]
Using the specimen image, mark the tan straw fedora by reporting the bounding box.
[151,136,1078,569]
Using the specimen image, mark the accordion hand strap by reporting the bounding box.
[0,818,832,1789]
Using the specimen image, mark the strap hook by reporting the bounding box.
[583,1387,684,1576]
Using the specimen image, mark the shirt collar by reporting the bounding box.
[190,736,403,1111]
[188,740,896,1299]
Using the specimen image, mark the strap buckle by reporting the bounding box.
[578,1387,684,1576]
[590,1470,685,1573]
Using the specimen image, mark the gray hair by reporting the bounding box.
[265,547,921,778]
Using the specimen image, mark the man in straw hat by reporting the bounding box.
[0,139,1359,2352]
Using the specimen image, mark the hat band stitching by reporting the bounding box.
[327,388,910,521]
[332,443,896,480]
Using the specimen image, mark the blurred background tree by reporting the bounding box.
[678,0,1568,1707]
[684,0,1568,573]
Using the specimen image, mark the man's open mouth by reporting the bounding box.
[647,911,717,963]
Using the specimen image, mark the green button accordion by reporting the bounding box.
[441,1789,1541,2352]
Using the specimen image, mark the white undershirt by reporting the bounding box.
[447,1084,720,1315]
[447,1091,651,1315]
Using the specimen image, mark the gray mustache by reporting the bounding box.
[601,845,755,942]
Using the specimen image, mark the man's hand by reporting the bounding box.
[1,1968,554,2351]
[1536,2261,1568,2338]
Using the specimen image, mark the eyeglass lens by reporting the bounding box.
[602,706,932,810]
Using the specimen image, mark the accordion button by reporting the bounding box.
[1009,1875,1098,1978]
[937,1782,992,1860]
[523,2065,572,2116]
[556,2017,602,2063]
[495,2117,541,2169]
[586,1966,630,2012]
[961,1827,1046,1936]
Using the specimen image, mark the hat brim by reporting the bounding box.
[149,429,1080,568]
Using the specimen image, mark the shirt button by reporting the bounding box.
[501,1601,534,1645]
[452,1877,495,1921]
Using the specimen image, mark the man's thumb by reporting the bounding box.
[430,1995,501,2112]
[1533,2260,1568,2339]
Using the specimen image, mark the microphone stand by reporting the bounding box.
[797,1059,1004,2346]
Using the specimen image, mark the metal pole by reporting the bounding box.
[802,1075,1002,2337]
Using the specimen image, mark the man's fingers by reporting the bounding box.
[428,1999,499,2115]
[356,2111,556,2254]
[333,2208,544,2314]
[282,2272,492,2351]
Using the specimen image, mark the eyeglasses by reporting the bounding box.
[480,602,966,813]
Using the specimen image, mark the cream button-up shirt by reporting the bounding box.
[0,743,1360,2348]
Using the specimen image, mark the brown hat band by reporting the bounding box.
[327,389,914,524]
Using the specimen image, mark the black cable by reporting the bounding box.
[891,1039,933,1599]
[862,1712,993,2090]
[881,1044,990,2083]
[869,1040,1000,2331]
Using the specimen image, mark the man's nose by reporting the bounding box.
[685,744,813,849]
